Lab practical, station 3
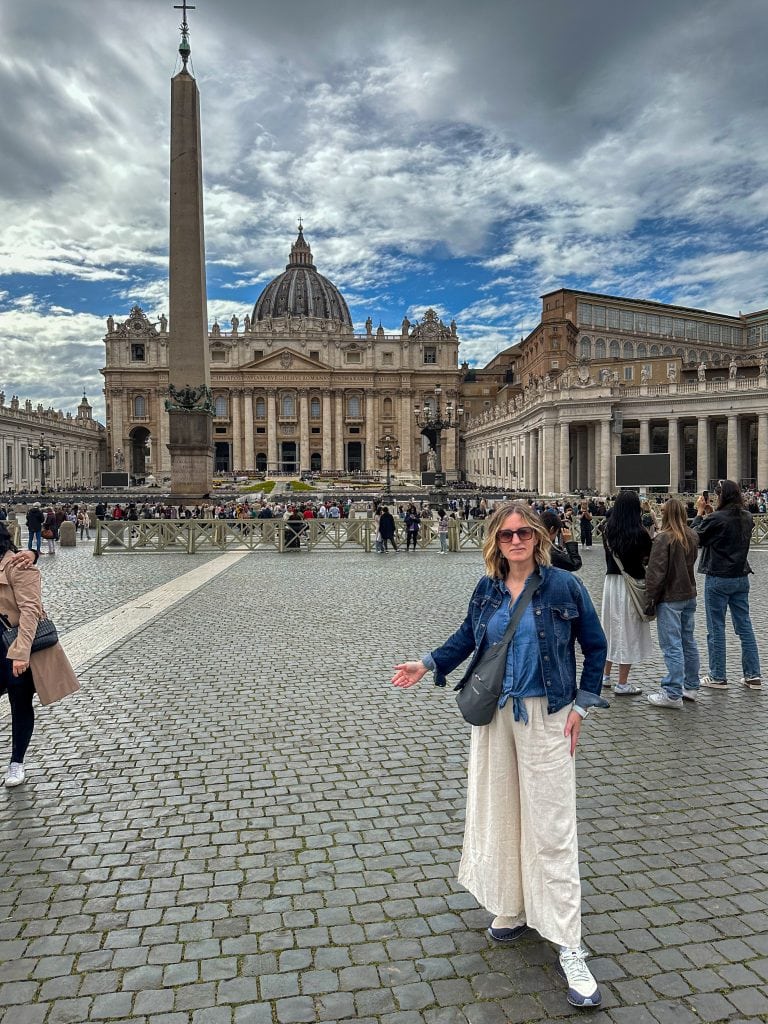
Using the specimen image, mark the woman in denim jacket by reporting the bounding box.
[393,502,608,1010]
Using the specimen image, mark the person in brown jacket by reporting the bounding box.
[0,523,79,787]
[644,498,700,709]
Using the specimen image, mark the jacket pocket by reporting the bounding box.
[550,604,579,641]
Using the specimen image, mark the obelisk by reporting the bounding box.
[165,3,213,501]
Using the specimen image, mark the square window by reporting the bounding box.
[255,426,266,434]
[131,344,145,361]
[624,366,633,381]
[253,350,264,360]
[311,427,321,434]
[346,351,361,364]
[310,350,320,360]
[382,352,394,365]
[423,347,437,364]
[211,350,226,361]
[349,426,360,434]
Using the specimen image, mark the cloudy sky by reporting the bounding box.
[1,0,767,420]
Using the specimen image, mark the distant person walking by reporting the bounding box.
[578,505,593,548]
[404,505,421,552]
[695,480,761,690]
[600,490,653,695]
[378,506,398,553]
[25,503,44,553]
[644,498,700,709]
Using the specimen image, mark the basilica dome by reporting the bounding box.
[252,226,352,328]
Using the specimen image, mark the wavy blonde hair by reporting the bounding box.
[660,497,696,554]
[482,502,552,579]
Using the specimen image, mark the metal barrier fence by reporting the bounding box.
[92,515,768,554]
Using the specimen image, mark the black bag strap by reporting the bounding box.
[496,571,543,647]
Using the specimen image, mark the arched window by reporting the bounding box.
[595,338,606,359]
[636,344,647,358]
[580,337,591,359]
[383,396,393,418]
[255,397,266,419]
[700,351,708,363]
[310,397,321,419]
[609,340,620,358]
[214,395,228,418]
[347,395,361,418]
[282,394,295,417]
[650,344,660,356]
[687,349,697,363]
[663,345,672,356]
[133,395,146,418]
[623,342,634,359]
[675,348,684,358]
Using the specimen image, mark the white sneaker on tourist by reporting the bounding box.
[647,690,684,709]
[558,947,602,1008]
[682,687,698,701]
[5,762,26,787]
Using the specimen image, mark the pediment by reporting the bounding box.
[241,347,328,372]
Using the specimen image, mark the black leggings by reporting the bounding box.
[6,672,35,763]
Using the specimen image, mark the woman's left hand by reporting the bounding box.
[6,550,36,570]
[12,659,29,677]
[564,710,582,756]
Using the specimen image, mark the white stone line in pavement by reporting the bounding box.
[60,552,248,673]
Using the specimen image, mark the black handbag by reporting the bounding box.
[456,573,543,726]
[0,613,59,654]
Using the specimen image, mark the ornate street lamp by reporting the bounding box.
[413,386,463,479]
[375,434,400,495]
[29,434,57,493]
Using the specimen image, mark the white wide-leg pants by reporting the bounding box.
[458,698,582,949]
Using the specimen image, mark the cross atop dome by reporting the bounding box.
[287,222,315,270]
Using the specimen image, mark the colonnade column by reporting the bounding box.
[243,388,254,471]
[758,413,768,490]
[523,433,531,489]
[530,430,539,493]
[542,423,555,495]
[727,414,739,483]
[334,392,344,470]
[577,428,589,490]
[365,392,376,471]
[267,389,277,471]
[299,389,310,472]
[697,417,709,492]
[559,424,570,494]
[639,418,650,454]
[322,390,332,471]
[586,424,595,491]
[230,390,241,471]
[155,389,168,475]
[668,417,680,493]
[599,419,612,495]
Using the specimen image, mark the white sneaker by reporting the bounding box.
[5,762,26,787]
[647,690,684,709]
[558,947,601,1008]
[682,687,698,701]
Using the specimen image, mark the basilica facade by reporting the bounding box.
[102,228,462,483]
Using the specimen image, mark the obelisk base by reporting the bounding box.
[167,409,213,502]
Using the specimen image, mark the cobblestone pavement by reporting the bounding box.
[1,542,768,1024]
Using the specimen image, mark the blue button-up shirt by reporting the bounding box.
[487,581,545,724]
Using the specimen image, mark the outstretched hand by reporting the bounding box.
[392,661,428,689]
[564,709,582,757]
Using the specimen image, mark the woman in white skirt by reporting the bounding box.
[600,490,653,695]
[392,502,608,1010]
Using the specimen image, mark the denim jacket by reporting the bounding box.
[429,566,609,715]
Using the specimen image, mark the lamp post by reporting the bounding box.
[375,434,400,495]
[29,435,57,493]
[413,386,463,480]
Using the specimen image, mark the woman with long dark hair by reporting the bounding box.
[644,498,700,708]
[695,480,761,690]
[600,490,653,695]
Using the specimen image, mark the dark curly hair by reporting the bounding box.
[0,523,18,558]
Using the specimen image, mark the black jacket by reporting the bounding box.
[695,508,753,577]
[25,508,44,531]
[550,540,582,573]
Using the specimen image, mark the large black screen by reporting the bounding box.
[615,453,670,487]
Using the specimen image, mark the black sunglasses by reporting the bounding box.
[497,527,535,543]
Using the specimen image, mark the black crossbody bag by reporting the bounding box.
[456,573,543,726]
[0,611,59,655]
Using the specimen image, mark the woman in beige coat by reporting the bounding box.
[0,523,79,787]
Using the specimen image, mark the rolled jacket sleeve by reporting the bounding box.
[4,563,43,661]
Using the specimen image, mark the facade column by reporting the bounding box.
[267,389,277,472]
[230,389,241,471]
[299,389,310,472]
[758,413,768,491]
[727,414,739,483]
[243,388,254,471]
[365,392,376,472]
[322,389,332,471]
[586,424,595,490]
[599,419,612,495]
[523,432,531,490]
[399,393,413,473]
[577,427,589,490]
[542,423,555,495]
[697,417,709,493]
[559,423,570,494]
[155,389,167,475]
[668,417,680,493]
[639,418,650,454]
[334,391,344,470]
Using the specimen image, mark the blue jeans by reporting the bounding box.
[27,529,41,552]
[704,575,760,682]
[656,599,700,699]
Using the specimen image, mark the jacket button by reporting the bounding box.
[539,631,545,637]
[543,655,549,660]
[535,609,541,616]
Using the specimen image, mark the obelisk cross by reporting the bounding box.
[174,1,195,67]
